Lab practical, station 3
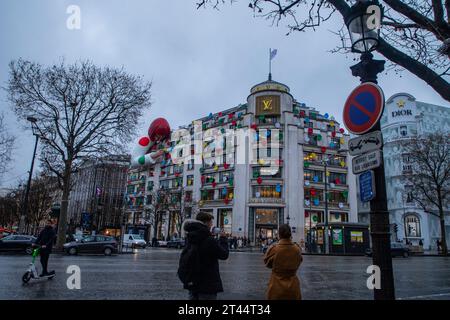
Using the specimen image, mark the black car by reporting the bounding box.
[0,235,36,254]
[63,235,118,256]
[166,239,185,249]
[366,242,410,258]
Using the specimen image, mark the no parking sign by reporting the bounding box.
[343,82,385,135]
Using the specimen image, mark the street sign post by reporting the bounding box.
[352,150,382,174]
[349,130,383,156]
[359,170,376,202]
[343,83,384,135]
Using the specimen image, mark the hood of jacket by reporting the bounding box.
[182,219,210,244]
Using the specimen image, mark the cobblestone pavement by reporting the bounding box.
[1,249,449,300]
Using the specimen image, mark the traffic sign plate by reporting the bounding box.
[352,150,382,174]
[349,130,383,156]
[343,82,384,135]
[359,170,376,202]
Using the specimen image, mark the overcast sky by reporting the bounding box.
[0,0,448,189]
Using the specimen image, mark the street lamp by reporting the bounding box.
[18,116,39,234]
[322,156,330,254]
[345,0,382,54]
[345,0,385,83]
[345,0,395,300]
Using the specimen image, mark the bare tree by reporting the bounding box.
[6,59,152,249]
[26,173,58,235]
[197,0,450,102]
[0,190,21,228]
[0,113,15,182]
[403,132,449,255]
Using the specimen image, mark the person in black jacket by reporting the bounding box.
[181,212,229,300]
[35,219,56,276]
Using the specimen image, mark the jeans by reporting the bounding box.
[188,291,217,300]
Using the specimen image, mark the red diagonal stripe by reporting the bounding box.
[351,99,374,117]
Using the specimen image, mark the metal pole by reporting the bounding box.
[269,48,272,80]
[19,134,39,234]
[324,159,329,254]
[350,52,395,300]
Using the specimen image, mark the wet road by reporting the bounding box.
[1,249,449,300]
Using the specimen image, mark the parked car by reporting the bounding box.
[365,242,410,258]
[157,240,168,247]
[63,235,118,256]
[123,234,147,248]
[0,235,36,254]
[167,239,185,249]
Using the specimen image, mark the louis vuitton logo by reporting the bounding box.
[262,99,273,110]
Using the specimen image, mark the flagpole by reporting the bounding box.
[269,48,272,81]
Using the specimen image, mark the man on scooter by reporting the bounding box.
[35,219,56,277]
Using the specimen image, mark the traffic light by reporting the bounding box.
[393,224,398,234]
[122,214,127,225]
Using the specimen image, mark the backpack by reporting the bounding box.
[177,243,201,289]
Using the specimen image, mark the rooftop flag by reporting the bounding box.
[270,48,278,60]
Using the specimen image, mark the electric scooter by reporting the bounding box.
[22,246,55,284]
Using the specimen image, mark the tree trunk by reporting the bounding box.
[438,191,448,255]
[440,213,448,255]
[56,161,72,250]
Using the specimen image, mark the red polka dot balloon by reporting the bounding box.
[148,118,171,142]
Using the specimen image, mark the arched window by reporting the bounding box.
[405,215,421,237]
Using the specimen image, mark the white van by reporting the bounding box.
[123,234,147,248]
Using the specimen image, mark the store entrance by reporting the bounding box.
[256,226,278,246]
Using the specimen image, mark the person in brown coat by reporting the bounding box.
[264,224,303,300]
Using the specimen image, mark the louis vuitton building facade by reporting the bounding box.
[125,77,359,246]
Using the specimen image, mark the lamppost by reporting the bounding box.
[322,156,330,254]
[345,0,395,300]
[18,116,39,234]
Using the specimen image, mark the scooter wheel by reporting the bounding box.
[22,272,32,284]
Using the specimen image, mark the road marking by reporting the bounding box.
[398,292,450,300]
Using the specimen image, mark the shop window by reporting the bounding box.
[329,172,346,185]
[405,215,421,237]
[328,155,346,167]
[187,159,194,170]
[304,169,323,182]
[253,185,282,198]
[305,210,323,228]
[330,137,341,150]
[218,187,234,200]
[185,191,193,202]
[172,177,183,188]
[254,166,282,178]
[201,189,215,201]
[328,191,347,205]
[160,180,169,189]
[219,171,234,182]
[219,209,233,235]
[255,209,278,225]
[329,212,348,223]
[350,231,364,243]
[304,152,323,163]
